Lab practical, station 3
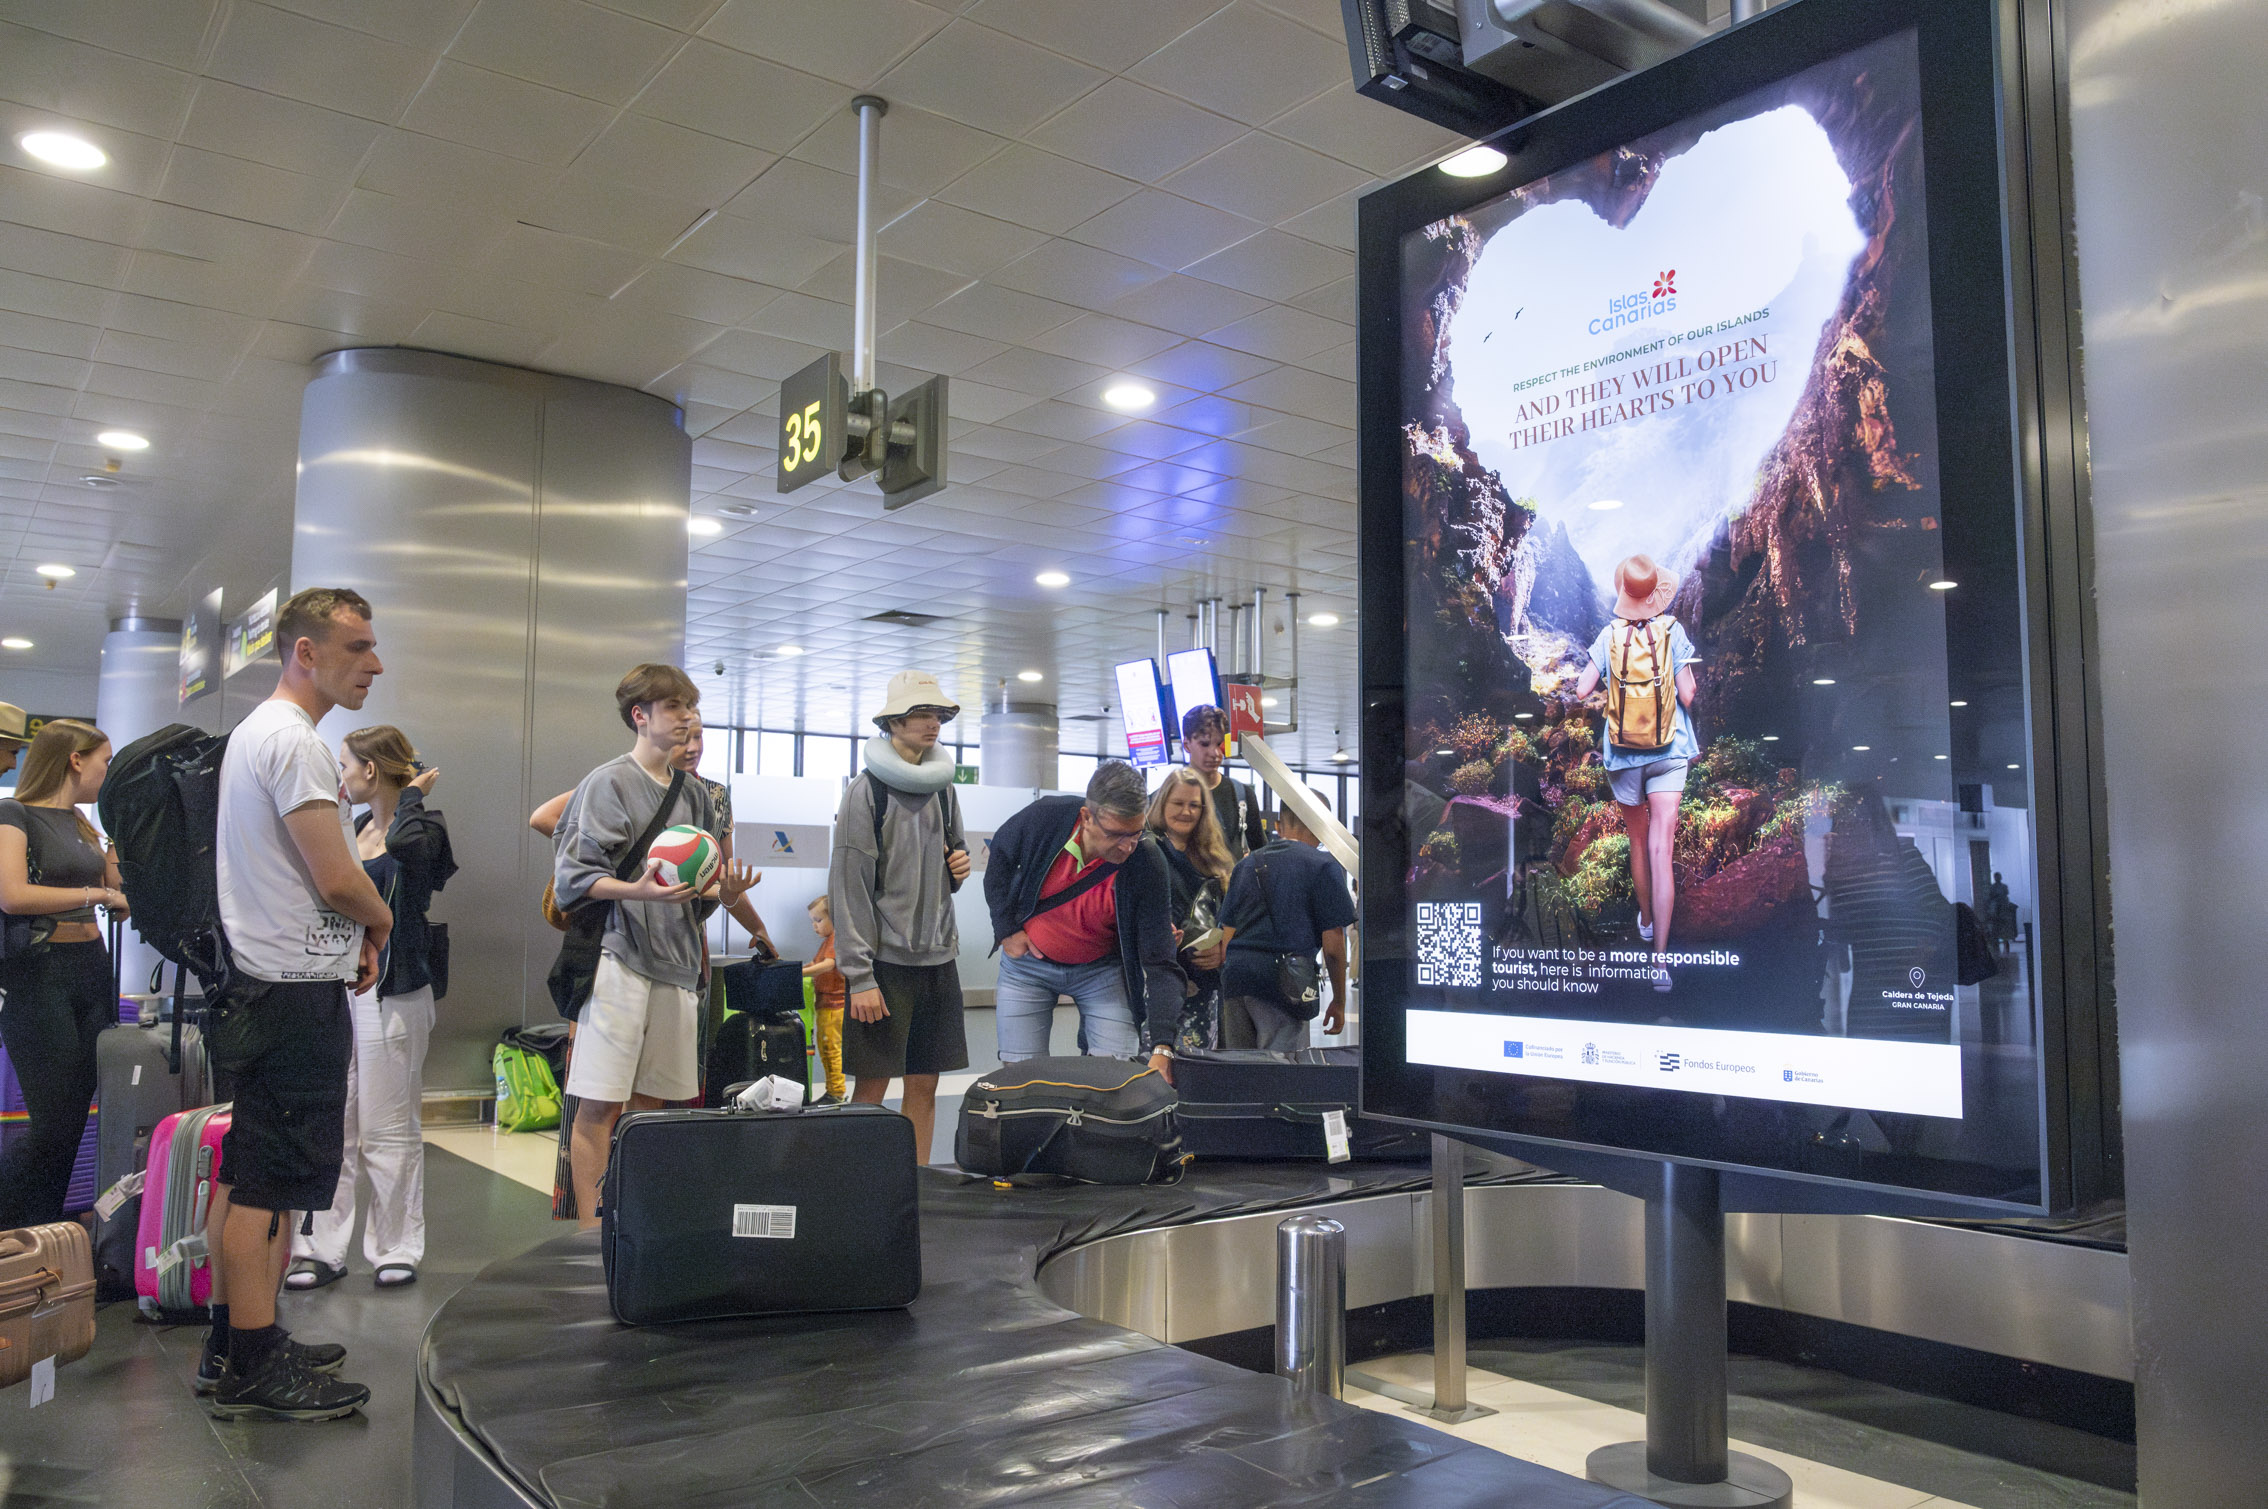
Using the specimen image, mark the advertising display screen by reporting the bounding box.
[1115,658,1171,767]
[1165,648,1223,746]
[1358,0,2108,1210]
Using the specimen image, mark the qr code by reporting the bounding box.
[1416,902,1484,988]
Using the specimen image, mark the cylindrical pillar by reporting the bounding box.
[1646,1161,1727,1482]
[1276,1213,1345,1400]
[1430,1134,1469,1410]
[96,616,183,998]
[293,348,689,1093]
[979,701,1058,791]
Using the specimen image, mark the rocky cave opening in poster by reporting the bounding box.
[1397,31,2022,1120]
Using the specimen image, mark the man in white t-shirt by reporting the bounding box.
[200,588,394,1423]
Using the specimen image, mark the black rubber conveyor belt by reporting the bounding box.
[422,1161,1645,1508]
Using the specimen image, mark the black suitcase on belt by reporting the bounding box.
[601,1103,919,1326]
[954,1056,1181,1184]
[703,1010,807,1107]
[1172,1047,1430,1161]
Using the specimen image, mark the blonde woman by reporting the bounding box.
[1145,767,1233,1053]
[287,726,453,1291]
[0,720,127,1225]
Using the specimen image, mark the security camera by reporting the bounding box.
[712,660,725,675]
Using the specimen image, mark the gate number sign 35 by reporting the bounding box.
[783,401,822,467]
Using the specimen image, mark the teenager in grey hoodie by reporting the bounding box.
[828,670,970,1161]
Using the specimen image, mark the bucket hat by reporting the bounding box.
[1611,555,1677,620]
[0,702,28,747]
[872,670,959,728]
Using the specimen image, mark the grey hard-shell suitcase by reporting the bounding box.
[95,1016,207,1193]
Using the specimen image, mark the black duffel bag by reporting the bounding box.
[955,1056,1182,1185]
[602,1102,919,1326]
[1171,1046,1429,1162]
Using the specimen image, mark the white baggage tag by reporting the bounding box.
[29,1355,53,1408]
[1322,1109,1352,1164]
[131,1064,142,1086]
[155,1244,182,1275]
[94,1170,144,1223]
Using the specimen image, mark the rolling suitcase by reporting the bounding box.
[134,1103,229,1322]
[955,1056,1182,1184]
[703,1009,807,1107]
[601,1103,919,1325]
[0,1222,95,1388]
[1171,1047,1429,1161]
[95,1014,207,1193]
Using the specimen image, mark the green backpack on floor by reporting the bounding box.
[494,1040,562,1133]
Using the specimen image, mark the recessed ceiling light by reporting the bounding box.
[1035,570,1070,588]
[1928,579,1957,591]
[1330,748,1352,764]
[35,564,75,579]
[717,502,759,517]
[1100,381,1156,412]
[1260,696,1279,708]
[1586,498,1624,512]
[776,645,805,658]
[1435,747,1454,756]
[1439,144,1508,178]
[1762,735,1780,741]
[95,430,147,451]
[1,638,31,651]
[1934,754,1948,760]
[1852,745,1870,751]
[1514,712,1533,720]
[2007,763,2020,770]
[1949,699,1967,707]
[1307,612,1341,627]
[1016,669,1044,683]
[1812,678,1835,686]
[687,516,722,536]
[19,132,105,171]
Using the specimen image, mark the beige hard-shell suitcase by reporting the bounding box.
[0,1221,96,1387]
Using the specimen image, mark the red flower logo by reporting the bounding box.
[1652,269,1677,298]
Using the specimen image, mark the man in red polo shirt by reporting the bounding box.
[985,763,1180,1061]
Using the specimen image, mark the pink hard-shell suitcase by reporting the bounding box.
[134,1103,229,1320]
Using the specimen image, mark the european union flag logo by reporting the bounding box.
[1503,1041,1523,1058]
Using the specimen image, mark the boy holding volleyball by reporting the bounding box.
[553,663,740,1226]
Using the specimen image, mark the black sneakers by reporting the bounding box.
[196,1332,348,1394]
[205,1345,368,1420]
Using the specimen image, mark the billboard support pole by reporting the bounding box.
[1411,1134,1496,1423]
[1585,1162,1793,1507]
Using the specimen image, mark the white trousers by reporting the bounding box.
[293,983,433,1270]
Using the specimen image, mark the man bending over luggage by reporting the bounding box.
[203,588,391,1420]
[555,665,741,1228]
[986,761,1181,1068]
[829,671,971,1161]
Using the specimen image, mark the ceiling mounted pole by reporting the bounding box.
[850,95,887,397]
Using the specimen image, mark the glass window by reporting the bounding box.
[802,733,852,785]
[696,726,732,784]
[1058,753,1100,793]
[756,731,796,776]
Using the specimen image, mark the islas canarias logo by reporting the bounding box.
[1590,269,1679,335]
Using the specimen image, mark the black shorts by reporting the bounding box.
[210,977,352,1213]
[842,960,968,1081]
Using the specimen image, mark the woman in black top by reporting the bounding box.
[0,720,128,1225]
[288,726,455,1291]
[1144,768,1234,1052]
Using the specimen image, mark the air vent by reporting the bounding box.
[863,609,947,628]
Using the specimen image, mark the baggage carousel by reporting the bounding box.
[415,1162,2131,1508]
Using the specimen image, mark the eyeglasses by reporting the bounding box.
[1089,817,1146,848]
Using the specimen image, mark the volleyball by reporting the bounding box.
[647,825,721,893]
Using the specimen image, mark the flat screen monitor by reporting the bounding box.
[1356,0,2109,1212]
[1165,648,1223,750]
[1115,658,1171,767]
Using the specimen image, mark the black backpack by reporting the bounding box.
[97,723,231,995]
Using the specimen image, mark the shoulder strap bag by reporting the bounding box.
[0,802,55,963]
[1252,855,1323,1018]
[545,769,687,1019]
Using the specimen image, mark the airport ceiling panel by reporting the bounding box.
[0,0,1460,759]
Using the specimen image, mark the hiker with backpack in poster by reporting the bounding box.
[1571,554,1700,994]
[203,587,391,1420]
[827,670,970,1164]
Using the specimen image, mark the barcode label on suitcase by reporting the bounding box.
[732,1204,797,1239]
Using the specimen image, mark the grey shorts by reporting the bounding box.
[1609,757,1689,806]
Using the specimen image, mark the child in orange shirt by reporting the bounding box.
[801,896,848,1104]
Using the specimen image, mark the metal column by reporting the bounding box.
[1586,1162,1792,1507]
[1275,1214,1346,1400]
[1413,1134,1495,1423]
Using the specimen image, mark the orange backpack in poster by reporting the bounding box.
[1605,616,1677,753]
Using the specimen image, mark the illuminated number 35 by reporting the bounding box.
[783,400,823,468]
